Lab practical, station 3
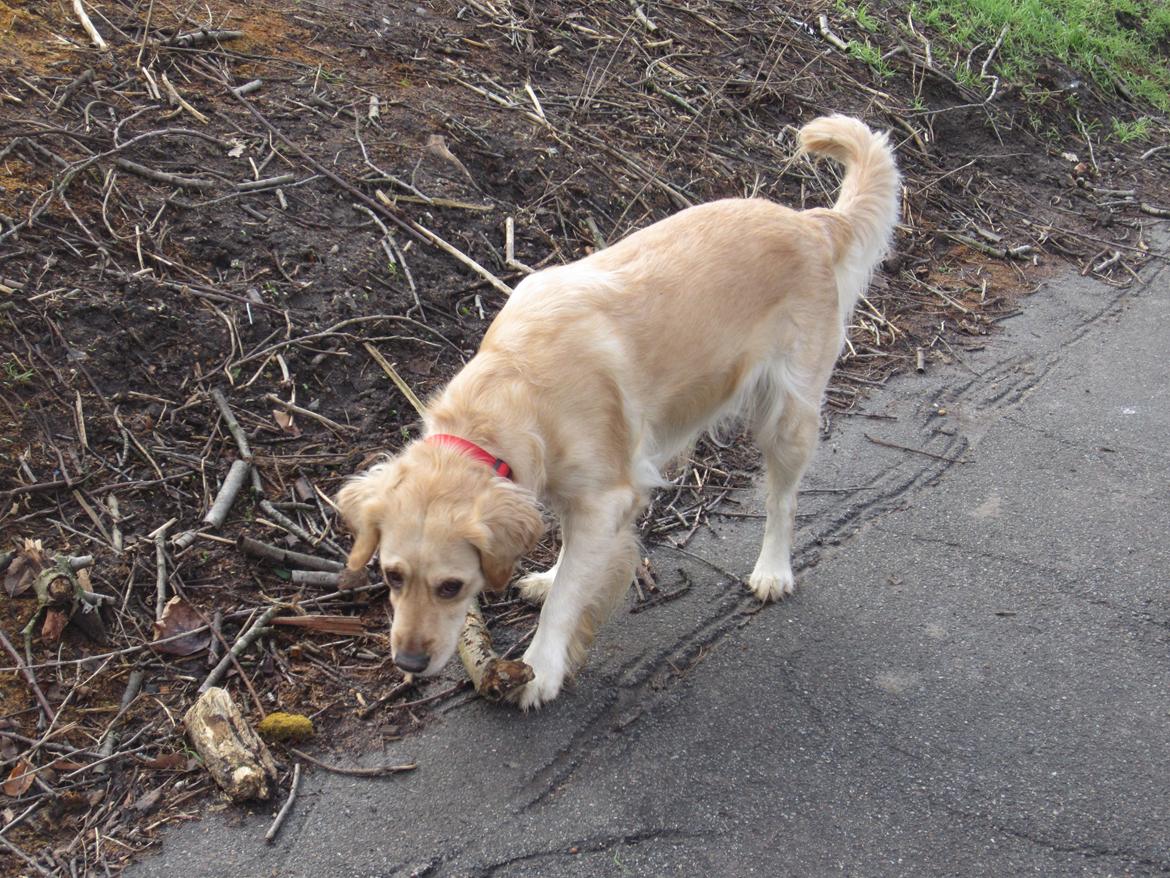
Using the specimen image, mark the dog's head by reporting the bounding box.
[336,442,543,676]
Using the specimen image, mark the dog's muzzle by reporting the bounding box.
[394,651,430,674]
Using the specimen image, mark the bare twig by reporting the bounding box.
[265,762,301,844]
[115,158,216,191]
[457,601,533,701]
[864,433,967,464]
[375,191,512,295]
[363,343,425,417]
[288,570,341,587]
[200,605,281,692]
[265,394,357,433]
[0,629,55,723]
[356,679,414,719]
[286,747,417,776]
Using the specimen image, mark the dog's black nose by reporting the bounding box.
[394,651,430,673]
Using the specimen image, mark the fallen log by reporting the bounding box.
[184,687,278,801]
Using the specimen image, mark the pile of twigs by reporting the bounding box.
[2,0,1167,873]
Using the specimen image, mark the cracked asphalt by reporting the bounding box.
[130,229,1170,878]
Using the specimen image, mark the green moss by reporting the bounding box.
[256,712,315,743]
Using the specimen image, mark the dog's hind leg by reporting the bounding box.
[513,488,639,709]
[748,397,820,602]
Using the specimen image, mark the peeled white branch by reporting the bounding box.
[457,601,533,701]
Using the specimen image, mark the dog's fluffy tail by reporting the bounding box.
[798,114,901,319]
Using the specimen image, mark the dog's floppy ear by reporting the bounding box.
[470,481,544,592]
[336,462,396,572]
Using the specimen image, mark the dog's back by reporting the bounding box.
[481,116,900,479]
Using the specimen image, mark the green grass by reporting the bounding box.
[3,355,34,386]
[1111,115,1154,142]
[913,0,1170,110]
[836,0,880,33]
[849,39,896,80]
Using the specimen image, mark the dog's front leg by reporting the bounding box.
[514,488,639,710]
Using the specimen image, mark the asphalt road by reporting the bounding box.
[130,230,1170,878]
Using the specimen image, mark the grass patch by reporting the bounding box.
[913,0,1170,110]
[1111,115,1154,142]
[849,39,896,81]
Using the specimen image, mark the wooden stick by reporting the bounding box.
[232,78,263,97]
[154,523,169,622]
[376,190,512,295]
[0,835,50,876]
[289,570,341,587]
[818,14,850,52]
[457,601,533,702]
[211,388,253,462]
[203,459,252,527]
[944,232,1034,261]
[504,215,533,273]
[161,28,243,48]
[95,667,145,774]
[237,174,297,192]
[363,342,425,417]
[115,158,215,191]
[185,687,278,800]
[159,71,209,124]
[265,763,301,843]
[237,536,343,572]
[72,0,107,50]
[356,679,414,719]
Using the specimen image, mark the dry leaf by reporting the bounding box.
[272,409,300,436]
[4,539,45,597]
[138,752,189,770]
[3,760,35,797]
[132,786,164,812]
[294,476,315,501]
[46,758,86,772]
[151,596,211,656]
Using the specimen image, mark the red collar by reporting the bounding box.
[426,434,514,480]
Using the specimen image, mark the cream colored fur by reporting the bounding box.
[337,114,901,709]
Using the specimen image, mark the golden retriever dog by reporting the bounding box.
[337,115,900,709]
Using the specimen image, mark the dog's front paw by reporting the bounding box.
[515,569,554,605]
[748,567,795,602]
[509,644,566,710]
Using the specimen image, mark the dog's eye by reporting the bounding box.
[384,570,405,590]
[436,578,463,599]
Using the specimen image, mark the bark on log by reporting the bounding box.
[184,687,278,800]
[457,601,533,702]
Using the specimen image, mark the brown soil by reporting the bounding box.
[1,1,1167,874]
